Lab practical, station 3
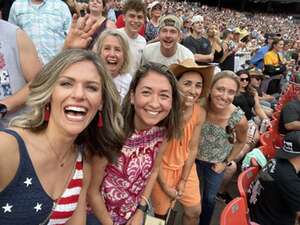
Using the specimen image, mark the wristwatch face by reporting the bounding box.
[137,204,148,212]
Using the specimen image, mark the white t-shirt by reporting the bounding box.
[118,28,146,74]
[113,73,132,103]
[142,42,194,66]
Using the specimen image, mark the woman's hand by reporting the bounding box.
[126,209,144,225]
[211,162,226,174]
[163,185,178,200]
[176,179,186,199]
[63,14,98,49]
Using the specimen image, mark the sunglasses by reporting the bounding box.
[240,78,249,82]
[225,125,235,144]
[253,77,263,81]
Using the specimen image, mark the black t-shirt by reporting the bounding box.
[233,91,255,120]
[279,98,300,134]
[249,158,300,225]
[182,35,212,64]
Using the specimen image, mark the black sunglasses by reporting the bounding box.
[253,77,263,81]
[225,125,235,144]
[240,78,249,82]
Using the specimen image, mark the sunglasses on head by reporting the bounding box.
[225,125,234,144]
[240,78,249,82]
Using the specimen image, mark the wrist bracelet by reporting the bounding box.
[140,195,150,207]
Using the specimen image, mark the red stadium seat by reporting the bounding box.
[259,145,276,159]
[237,167,260,207]
[220,197,259,225]
[259,131,273,147]
[271,111,280,121]
[269,120,284,149]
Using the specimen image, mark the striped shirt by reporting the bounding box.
[8,0,71,64]
[48,153,83,225]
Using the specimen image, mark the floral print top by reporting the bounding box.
[197,107,244,163]
[101,126,165,225]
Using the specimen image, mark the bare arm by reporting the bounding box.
[65,155,92,225]
[0,29,42,112]
[87,155,113,225]
[194,53,214,63]
[0,132,20,192]
[285,121,300,131]
[253,92,268,120]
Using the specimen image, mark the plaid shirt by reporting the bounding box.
[8,0,71,64]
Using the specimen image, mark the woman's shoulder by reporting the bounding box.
[228,105,245,127]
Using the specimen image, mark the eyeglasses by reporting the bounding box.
[225,125,234,144]
[240,78,249,82]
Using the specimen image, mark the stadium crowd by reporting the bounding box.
[0,0,300,225]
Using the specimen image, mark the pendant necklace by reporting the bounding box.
[45,133,72,167]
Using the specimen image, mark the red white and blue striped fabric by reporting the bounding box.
[47,153,83,225]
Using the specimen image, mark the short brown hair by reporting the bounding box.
[122,0,146,16]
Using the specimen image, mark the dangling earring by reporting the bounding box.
[97,111,103,128]
[44,104,50,122]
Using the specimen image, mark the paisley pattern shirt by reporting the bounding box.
[197,107,244,163]
[101,126,165,224]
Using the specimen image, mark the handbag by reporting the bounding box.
[143,200,177,225]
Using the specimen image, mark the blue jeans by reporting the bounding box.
[196,160,224,225]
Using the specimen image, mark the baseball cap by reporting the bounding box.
[276,133,300,159]
[159,15,182,31]
[191,15,203,24]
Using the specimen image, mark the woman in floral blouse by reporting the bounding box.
[87,62,182,225]
[196,71,248,225]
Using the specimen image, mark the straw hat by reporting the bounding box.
[249,68,265,79]
[169,59,215,97]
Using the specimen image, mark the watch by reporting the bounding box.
[137,203,148,213]
[0,103,7,118]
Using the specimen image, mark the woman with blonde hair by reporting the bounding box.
[196,71,248,225]
[96,29,132,101]
[0,49,125,224]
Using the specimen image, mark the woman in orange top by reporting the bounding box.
[151,59,214,225]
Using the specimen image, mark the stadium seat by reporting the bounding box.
[269,120,284,148]
[220,197,259,225]
[271,111,280,121]
[259,131,273,147]
[259,145,276,159]
[237,167,260,207]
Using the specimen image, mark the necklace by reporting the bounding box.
[44,133,73,167]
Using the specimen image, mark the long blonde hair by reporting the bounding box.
[11,49,125,162]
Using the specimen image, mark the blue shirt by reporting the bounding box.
[8,0,71,64]
[250,45,270,69]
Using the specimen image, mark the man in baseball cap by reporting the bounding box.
[248,135,300,225]
[142,15,194,66]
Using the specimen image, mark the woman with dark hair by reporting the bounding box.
[196,71,248,225]
[87,0,116,50]
[87,62,182,225]
[233,69,269,152]
[262,38,286,94]
[0,49,125,225]
[151,59,214,225]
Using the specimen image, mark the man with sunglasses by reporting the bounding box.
[249,69,276,112]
